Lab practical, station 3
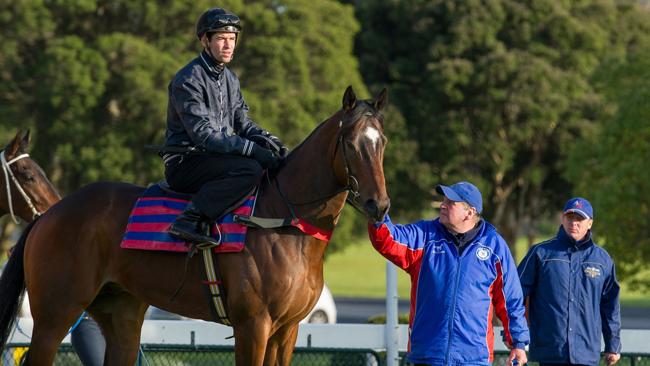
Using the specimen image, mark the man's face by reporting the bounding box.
[561,212,593,241]
[439,197,472,231]
[204,32,237,64]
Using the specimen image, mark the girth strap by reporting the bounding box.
[233,215,293,229]
[198,245,231,326]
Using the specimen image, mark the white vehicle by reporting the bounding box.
[300,284,337,324]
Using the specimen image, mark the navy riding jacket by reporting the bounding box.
[164,51,267,156]
[518,227,621,365]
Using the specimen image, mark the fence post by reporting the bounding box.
[386,261,399,366]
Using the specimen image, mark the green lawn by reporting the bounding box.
[324,239,411,298]
[324,238,650,306]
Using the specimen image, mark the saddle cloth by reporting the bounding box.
[120,184,253,253]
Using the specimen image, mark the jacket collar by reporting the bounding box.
[557,225,593,249]
[199,50,224,77]
[440,219,485,248]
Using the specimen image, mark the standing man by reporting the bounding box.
[163,8,287,246]
[518,197,621,366]
[368,181,529,366]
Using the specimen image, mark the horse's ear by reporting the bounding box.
[374,88,388,112]
[6,130,23,157]
[342,86,357,111]
[20,129,31,153]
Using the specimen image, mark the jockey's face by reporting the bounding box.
[203,32,237,65]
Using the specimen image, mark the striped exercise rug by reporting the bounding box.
[120,184,254,253]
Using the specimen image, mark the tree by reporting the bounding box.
[566,40,650,290]
[355,0,650,253]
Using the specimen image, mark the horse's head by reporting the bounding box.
[334,86,391,223]
[1,130,60,222]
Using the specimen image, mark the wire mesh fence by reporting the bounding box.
[3,344,649,365]
[2,344,382,366]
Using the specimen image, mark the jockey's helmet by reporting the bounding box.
[196,8,241,40]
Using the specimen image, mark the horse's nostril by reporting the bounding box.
[364,199,379,214]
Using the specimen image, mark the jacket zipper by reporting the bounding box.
[444,241,483,365]
[444,252,463,366]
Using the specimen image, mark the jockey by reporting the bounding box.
[163,8,287,246]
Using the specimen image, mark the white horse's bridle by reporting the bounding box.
[1,150,40,223]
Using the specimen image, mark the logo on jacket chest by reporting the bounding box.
[476,246,491,261]
[584,266,601,278]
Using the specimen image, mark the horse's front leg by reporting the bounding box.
[264,322,300,366]
[234,316,272,366]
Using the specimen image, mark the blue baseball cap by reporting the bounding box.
[563,197,593,219]
[436,181,483,214]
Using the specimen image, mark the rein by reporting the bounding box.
[1,150,41,223]
[236,109,381,241]
[265,119,370,231]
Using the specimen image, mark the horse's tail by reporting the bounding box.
[0,218,38,351]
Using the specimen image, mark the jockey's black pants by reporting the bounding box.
[164,153,263,221]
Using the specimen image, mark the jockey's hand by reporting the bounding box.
[251,145,279,170]
[267,134,289,158]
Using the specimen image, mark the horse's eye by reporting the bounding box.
[17,168,36,183]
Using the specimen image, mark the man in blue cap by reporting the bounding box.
[518,197,621,366]
[368,181,529,366]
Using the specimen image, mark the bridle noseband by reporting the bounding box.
[1,150,41,223]
[336,133,364,214]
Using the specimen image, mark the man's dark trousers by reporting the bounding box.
[165,153,263,221]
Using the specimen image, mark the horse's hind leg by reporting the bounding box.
[27,306,86,365]
[87,286,148,366]
[234,316,272,366]
[263,323,300,366]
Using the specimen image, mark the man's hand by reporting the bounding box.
[604,352,620,365]
[267,134,289,158]
[507,348,527,366]
[251,145,279,170]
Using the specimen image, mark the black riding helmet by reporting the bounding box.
[196,8,241,40]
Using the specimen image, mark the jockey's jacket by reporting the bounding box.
[368,215,529,365]
[164,50,269,157]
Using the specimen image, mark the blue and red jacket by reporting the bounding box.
[368,215,529,365]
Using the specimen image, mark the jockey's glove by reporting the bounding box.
[251,144,280,170]
[267,134,289,158]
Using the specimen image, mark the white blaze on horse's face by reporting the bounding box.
[363,126,382,152]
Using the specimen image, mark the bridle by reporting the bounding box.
[1,150,41,223]
[336,132,364,215]
[272,111,379,218]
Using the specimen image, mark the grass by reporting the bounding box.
[324,238,650,306]
[324,239,411,298]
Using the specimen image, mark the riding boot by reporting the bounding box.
[168,202,220,246]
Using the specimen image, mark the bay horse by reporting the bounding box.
[0,130,60,224]
[0,86,390,365]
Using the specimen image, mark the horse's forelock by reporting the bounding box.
[340,100,384,135]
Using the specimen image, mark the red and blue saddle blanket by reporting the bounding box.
[120,184,254,253]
